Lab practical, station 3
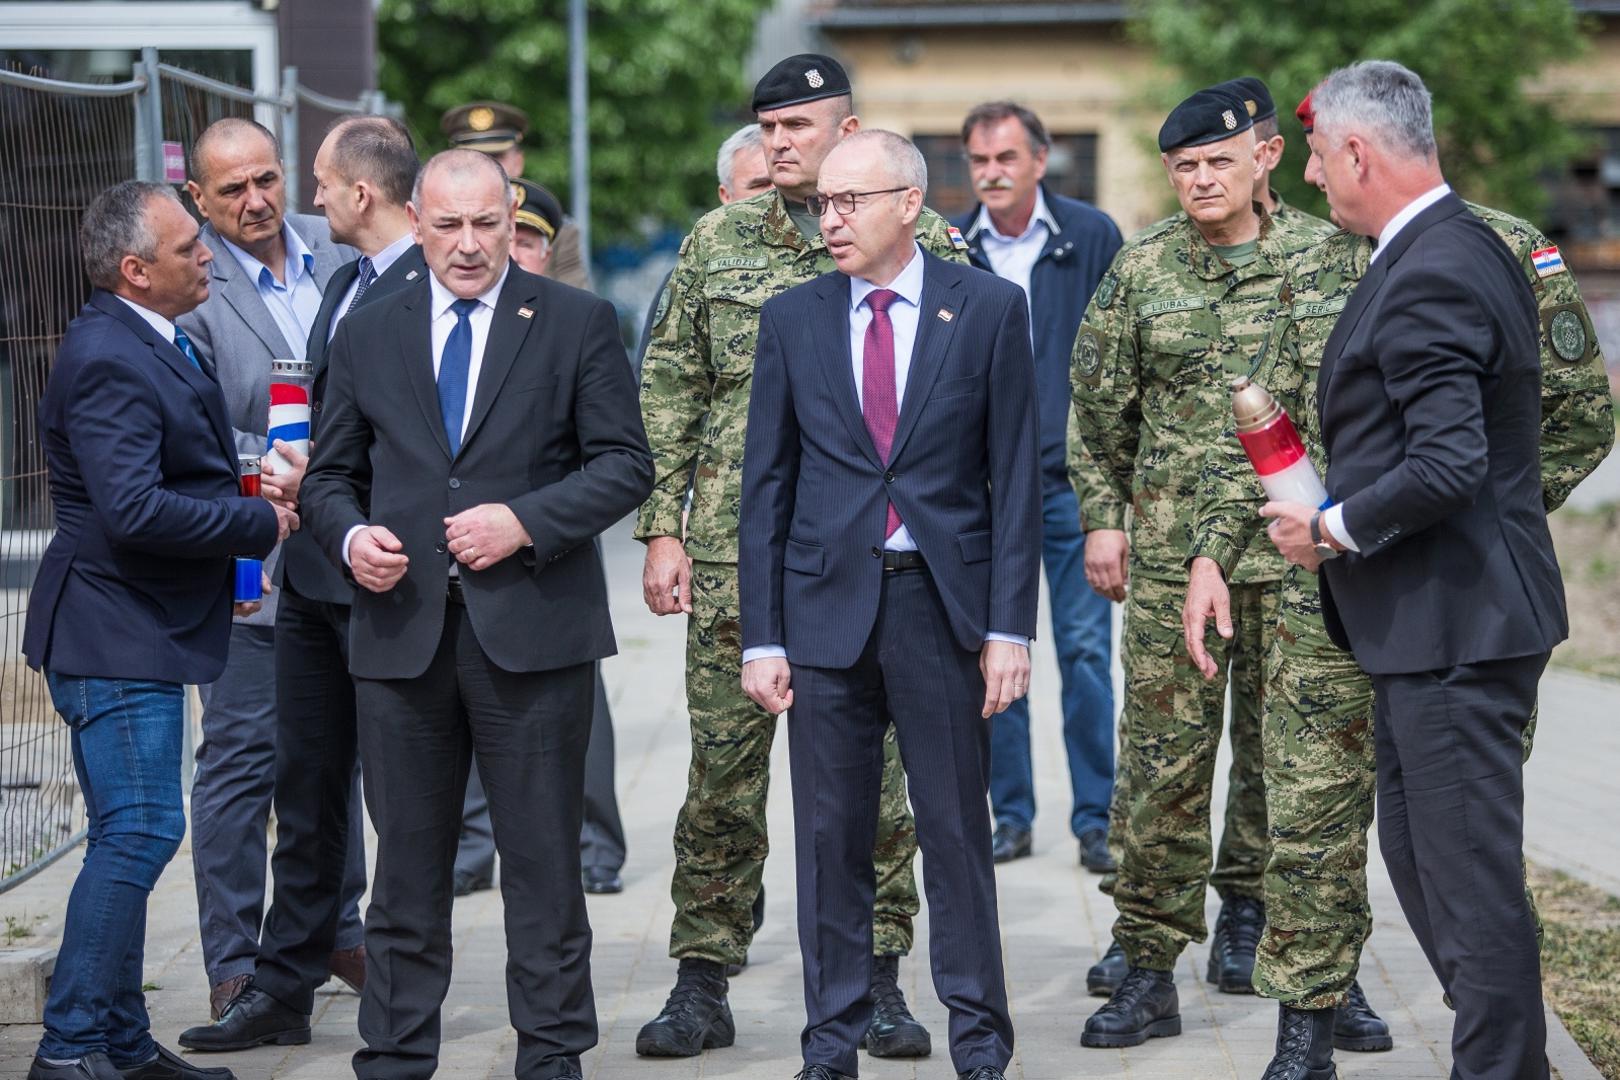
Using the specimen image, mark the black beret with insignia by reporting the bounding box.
[1159,86,1254,153]
[441,101,529,154]
[511,178,563,241]
[752,53,851,113]
[1211,77,1276,124]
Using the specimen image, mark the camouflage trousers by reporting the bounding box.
[1255,566,1541,1008]
[1112,574,1275,970]
[669,561,919,965]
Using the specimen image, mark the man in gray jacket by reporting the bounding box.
[177,117,366,1022]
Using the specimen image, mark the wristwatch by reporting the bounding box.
[1309,511,1341,562]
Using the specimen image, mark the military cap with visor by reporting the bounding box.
[440,101,529,153]
[511,178,563,241]
[752,53,852,113]
[1158,86,1255,153]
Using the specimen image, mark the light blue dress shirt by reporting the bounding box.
[220,223,322,361]
[328,231,417,342]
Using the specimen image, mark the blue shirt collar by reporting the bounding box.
[220,221,315,291]
[848,243,925,313]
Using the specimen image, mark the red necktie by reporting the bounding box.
[861,288,903,539]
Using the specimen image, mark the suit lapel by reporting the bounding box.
[397,281,451,459]
[889,256,961,462]
[815,275,883,469]
[307,260,359,374]
[459,265,539,456]
[204,225,300,357]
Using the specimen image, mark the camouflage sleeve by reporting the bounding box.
[1070,269,1138,531]
[1190,418,1264,577]
[918,207,971,265]
[634,231,710,541]
[1530,265,1614,511]
[1065,407,1115,531]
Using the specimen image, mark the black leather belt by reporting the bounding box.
[882,549,927,573]
[446,575,465,604]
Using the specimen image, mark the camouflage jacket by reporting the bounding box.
[635,189,967,563]
[1192,204,1615,576]
[1069,210,1317,584]
[1267,191,1335,244]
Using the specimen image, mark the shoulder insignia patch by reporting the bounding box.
[947,225,969,251]
[1137,295,1206,319]
[1531,246,1565,279]
[707,255,769,273]
[1095,272,1117,310]
[651,283,673,330]
[1075,329,1103,383]
[1547,306,1589,363]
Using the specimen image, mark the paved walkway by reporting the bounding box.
[0,522,1603,1079]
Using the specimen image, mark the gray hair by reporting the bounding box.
[837,129,928,197]
[80,180,179,290]
[411,147,509,209]
[716,124,764,190]
[1311,60,1437,160]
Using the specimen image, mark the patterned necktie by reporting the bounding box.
[172,326,202,370]
[438,297,480,456]
[861,288,903,539]
[344,256,377,317]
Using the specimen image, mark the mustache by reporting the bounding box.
[977,177,1015,191]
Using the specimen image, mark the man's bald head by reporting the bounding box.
[411,147,508,209]
[190,117,280,186]
[409,148,514,299]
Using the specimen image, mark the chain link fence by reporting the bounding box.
[0,51,394,893]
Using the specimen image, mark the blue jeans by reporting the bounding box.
[37,673,186,1066]
[989,485,1115,836]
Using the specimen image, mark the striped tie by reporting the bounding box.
[344,256,377,316]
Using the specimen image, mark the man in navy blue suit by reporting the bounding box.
[22,180,286,1080]
[739,130,1041,1080]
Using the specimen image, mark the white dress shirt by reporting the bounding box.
[219,223,323,361]
[743,245,1027,664]
[1320,182,1452,553]
[970,188,1056,317]
[115,294,177,343]
[342,265,509,569]
[328,231,416,342]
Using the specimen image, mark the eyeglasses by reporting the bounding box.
[806,187,911,216]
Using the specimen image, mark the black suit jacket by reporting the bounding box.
[301,263,654,679]
[739,251,1041,669]
[1317,192,1567,674]
[280,244,428,604]
[24,291,279,683]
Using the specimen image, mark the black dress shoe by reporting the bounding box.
[1086,939,1127,996]
[1081,967,1180,1048]
[635,958,735,1056]
[453,870,493,897]
[177,986,311,1052]
[1261,1004,1336,1080]
[1206,895,1264,993]
[1078,828,1116,873]
[958,1068,1007,1080]
[1332,980,1393,1052]
[582,866,623,894]
[118,1045,235,1079]
[793,1067,852,1080]
[27,1053,122,1080]
[861,954,931,1057]
[990,824,1032,863]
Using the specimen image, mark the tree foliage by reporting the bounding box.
[377,0,773,246]
[1131,0,1592,222]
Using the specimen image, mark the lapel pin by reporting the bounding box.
[518,307,534,320]
[937,308,954,323]
[405,269,419,281]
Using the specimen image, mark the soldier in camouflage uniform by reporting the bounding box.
[634,54,969,1061]
[1070,86,1323,1051]
[1185,91,1614,1080]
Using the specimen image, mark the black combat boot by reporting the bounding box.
[862,954,932,1057]
[1261,1004,1336,1080]
[1080,967,1180,1048]
[635,958,736,1057]
[1086,939,1127,996]
[1207,895,1265,993]
[1332,980,1393,1051]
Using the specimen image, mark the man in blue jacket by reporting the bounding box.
[23,180,287,1080]
[952,102,1122,871]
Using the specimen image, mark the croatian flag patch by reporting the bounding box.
[1531,246,1565,279]
[946,225,968,251]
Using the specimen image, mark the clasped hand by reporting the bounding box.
[346,504,530,594]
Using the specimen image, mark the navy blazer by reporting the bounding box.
[954,187,1122,495]
[1317,193,1567,673]
[24,291,280,684]
[739,251,1042,669]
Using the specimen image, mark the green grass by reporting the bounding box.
[1531,863,1620,1078]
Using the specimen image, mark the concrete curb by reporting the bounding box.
[0,947,54,1024]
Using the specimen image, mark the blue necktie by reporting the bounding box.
[438,298,480,455]
[345,256,377,316]
[173,326,202,370]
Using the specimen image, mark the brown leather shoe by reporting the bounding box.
[209,973,252,1021]
[328,945,366,993]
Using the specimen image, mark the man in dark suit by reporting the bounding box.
[300,148,653,1080]
[23,180,285,1080]
[180,115,425,1053]
[177,117,362,1019]
[739,130,1040,1080]
[1261,61,1566,1080]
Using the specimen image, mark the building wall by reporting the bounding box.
[278,0,377,212]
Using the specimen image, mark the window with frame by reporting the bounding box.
[916,132,1099,219]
